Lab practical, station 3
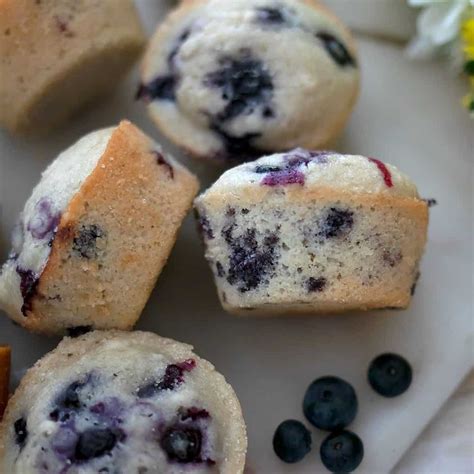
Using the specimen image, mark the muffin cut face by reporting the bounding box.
[195,149,429,313]
[0,121,200,335]
[139,0,359,161]
[0,331,247,473]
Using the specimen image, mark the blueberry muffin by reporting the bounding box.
[0,331,247,473]
[0,121,199,335]
[138,0,359,161]
[0,0,145,134]
[195,149,429,313]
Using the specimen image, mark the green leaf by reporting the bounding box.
[464,60,474,76]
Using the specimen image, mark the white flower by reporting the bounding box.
[407,0,474,61]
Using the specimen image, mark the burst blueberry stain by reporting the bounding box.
[225,226,279,293]
[50,380,86,422]
[306,277,327,292]
[14,418,28,448]
[216,261,225,277]
[136,75,177,102]
[137,360,196,398]
[206,53,274,122]
[72,224,105,259]
[180,407,210,421]
[160,427,203,463]
[168,28,191,66]
[319,207,354,239]
[255,6,285,25]
[152,150,174,179]
[316,32,356,67]
[16,267,39,316]
[262,169,305,186]
[74,428,119,461]
[27,197,61,240]
[195,211,214,240]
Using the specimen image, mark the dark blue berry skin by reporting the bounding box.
[319,208,354,239]
[136,75,177,102]
[211,123,264,161]
[160,427,202,463]
[368,353,412,397]
[50,380,86,422]
[316,32,356,67]
[74,428,118,461]
[16,267,39,316]
[303,376,358,431]
[14,418,28,448]
[255,7,286,25]
[272,420,311,464]
[320,430,364,473]
[306,277,327,292]
[206,55,273,122]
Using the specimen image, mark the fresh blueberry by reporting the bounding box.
[206,53,273,122]
[160,427,202,463]
[16,267,39,316]
[368,353,412,397]
[306,277,327,292]
[226,228,279,293]
[14,418,28,448]
[303,376,358,430]
[72,224,105,259]
[66,326,92,338]
[320,430,364,473]
[316,32,356,67]
[75,428,118,461]
[272,420,311,464]
[319,208,354,239]
[136,75,177,102]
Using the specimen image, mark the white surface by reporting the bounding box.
[0,1,473,473]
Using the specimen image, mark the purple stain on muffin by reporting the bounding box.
[136,75,178,102]
[195,211,214,240]
[16,267,39,316]
[50,379,90,422]
[152,151,174,179]
[137,359,196,398]
[72,224,105,259]
[179,407,210,421]
[225,226,280,293]
[262,169,305,186]
[255,6,286,25]
[27,197,61,240]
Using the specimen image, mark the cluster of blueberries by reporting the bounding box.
[273,353,413,473]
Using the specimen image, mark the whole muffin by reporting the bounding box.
[0,0,145,134]
[138,0,359,161]
[0,331,247,473]
[0,121,199,335]
[195,149,429,313]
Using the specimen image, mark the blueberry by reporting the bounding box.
[303,376,358,430]
[211,123,264,161]
[272,420,311,464]
[215,261,225,277]
[137,360,196,398]
[160,427,202,463]
[261,168,305,186]
[306,277,327,292]
[255,7,285,25]
[368,353,412,397]
[66,326,92,338]
[206,54,273,122]
[180,407,210,421]
[72,224,105,259]
[226,228,279,293]
[50,380,86,421]
[75,428,118,461]
[16,267,39,316]
[423,198,437,207]
[168,28,191,66]
[27,197,61,240]
[316,32,356,67]
[319,208,354,239]
[14,418,28,448]
[195,211,214,240]
[254,165,282,174]
[136,75,177,102]
[320,430,364,473]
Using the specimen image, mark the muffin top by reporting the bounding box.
[140,0,359,160]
